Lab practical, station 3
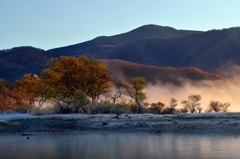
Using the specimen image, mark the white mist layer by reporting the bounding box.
[145,79,240,112]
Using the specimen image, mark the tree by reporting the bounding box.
[0,86,14,113]
[13,73,41,106]
[207,101,231,112]
[0,79,16,113]
[222,102,230,112]
[149,102,165,114]
[54,90,91,114]
[162,98,178,114]
[122,76,146,114]
[72,90,90,113]
[40,56,113,113]
[105,84,124,105]
[0,78,8,89]
[181,94,202,113]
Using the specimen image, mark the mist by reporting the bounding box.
[145,78,240,112]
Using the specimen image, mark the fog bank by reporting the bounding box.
[145,79,240,112]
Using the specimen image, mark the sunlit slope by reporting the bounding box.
[102,59,225,85]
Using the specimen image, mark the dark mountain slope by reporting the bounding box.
[0,47,49,82]
[45,26,240,74]
[46,24,201,57]
[100,27,240,73]
[0,46,48,65]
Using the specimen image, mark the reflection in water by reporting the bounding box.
[0,133,240,159]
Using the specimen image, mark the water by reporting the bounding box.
[1,133,240,159]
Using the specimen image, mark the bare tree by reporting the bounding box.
[110,84,124,105]
[207,101,230,112]
[222,102,230,112]
[168,98,178,113]
[181,94,202,113]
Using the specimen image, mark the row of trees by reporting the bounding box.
[0,55,231,114]
[0,56,145,114]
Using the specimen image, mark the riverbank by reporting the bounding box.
[1,113,240,135]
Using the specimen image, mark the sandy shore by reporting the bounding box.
[1,113,240,135]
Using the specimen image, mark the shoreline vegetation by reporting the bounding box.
[1,112,240,135]
[0,56,235,136]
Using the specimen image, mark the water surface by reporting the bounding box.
[0,133,240,159]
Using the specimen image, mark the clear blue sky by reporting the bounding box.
[1,0,240,50]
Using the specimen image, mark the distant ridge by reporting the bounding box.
[101,59,225,85]
[0,47,224,84]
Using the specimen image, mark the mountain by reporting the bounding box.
[0,46,48,65]
[46,24,201,57]
[46,25,240,74]
[0,47,49,82]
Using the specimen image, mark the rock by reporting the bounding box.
[223,120,229,122]
[136,122,147,127]
[101,122,108,126]
[0,120,8,126]
[233,123,239,126]
[173,120,179,124]
[22,133,34,136]
[155,130,161,133]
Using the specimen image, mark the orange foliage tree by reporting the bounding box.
[0,78,15,112]
[40,56,113,105]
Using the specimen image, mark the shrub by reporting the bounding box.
[92,102,114,114]
[15,103,33,113]
[31,106,56,115]
[0,120,8,126]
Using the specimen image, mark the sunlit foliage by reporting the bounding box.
[122,76,146,113]
[149,102,165,114]
[40,56,113,111]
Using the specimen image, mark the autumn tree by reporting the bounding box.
[13,73,42,106]
[122,76,146,114]
[181,94,202,113]
[149,102,165,114]
[0,78,8,89]
[0,86,14,113]
[40,56,113,111]
[0,79,12,112]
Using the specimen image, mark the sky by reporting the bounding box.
[1,0,240,50]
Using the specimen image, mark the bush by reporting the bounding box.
[31,106,56,115]
[0,120,8,126]
[113,104,131,114]
[92,102,114,114]
[15,103,33,113]
[149,102,165,114]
